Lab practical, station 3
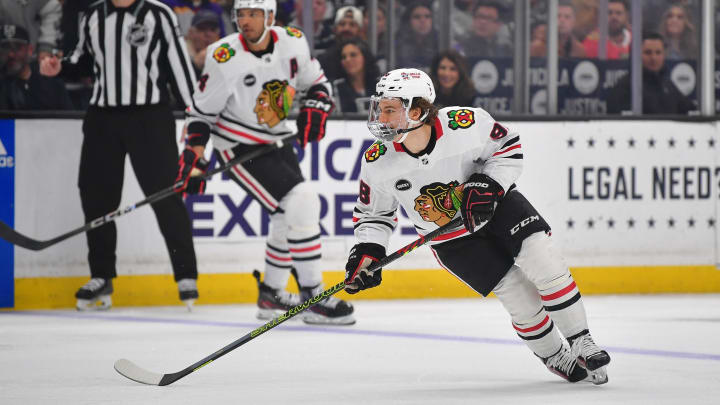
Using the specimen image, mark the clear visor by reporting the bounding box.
[367,96,411,142]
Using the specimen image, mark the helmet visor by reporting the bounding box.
[367,96,409,142]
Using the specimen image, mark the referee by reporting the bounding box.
[40,0,200,310]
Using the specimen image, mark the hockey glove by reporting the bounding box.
[461,173,504,233]
[174,147,209,195]
[344,242,386,294]
[296,84,334,147]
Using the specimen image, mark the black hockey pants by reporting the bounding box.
[78,104,197,281]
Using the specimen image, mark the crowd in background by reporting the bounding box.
[0,0,714,115]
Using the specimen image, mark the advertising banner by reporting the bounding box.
[467,57,699,115]
[9,119,720,279]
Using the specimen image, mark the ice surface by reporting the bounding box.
[1,295,719,404]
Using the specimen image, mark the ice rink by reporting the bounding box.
[1,295,719,405]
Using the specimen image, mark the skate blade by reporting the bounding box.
[76,296,112,311]
[302,313,356,326]
[584,366,608,385]
[256,308,301,321]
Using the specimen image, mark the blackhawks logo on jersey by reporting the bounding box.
[254,80,296,128]
[414,181,464,226]
[447,109,475,130]
[285,26,303,38]
[364,141,387,162]
[213,43,235,63]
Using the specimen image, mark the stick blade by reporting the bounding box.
[114,359,164,386]
[0,220,47,251]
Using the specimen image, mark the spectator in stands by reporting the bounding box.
[332,38,380,114]
[429,50,476,108]
[333,5,363,40]
[606,32,694,115]
[452,0,479,40]
[571,0,598,42]
[318,6,364,81]
[161,0,227,37]
[659,4,698,60]
[186,10,221,76]
[362,4,387,72]
[291,0,335,52]
[530,1,586,58]
[395,0,438,72]
[455,0,513,59]
[0,24,72,110]
[582,0,631,59]
[0,0,62,61]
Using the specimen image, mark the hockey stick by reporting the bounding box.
[0,137,294,251]
[114,217,464,386]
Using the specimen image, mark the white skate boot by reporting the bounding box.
[75,278,113,311]
[570,331,611,385]
[177,279,199,311]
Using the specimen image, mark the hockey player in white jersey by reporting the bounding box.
[177,0,354,325]
[344,68,611,383]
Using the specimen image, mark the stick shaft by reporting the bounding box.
[0,141,286,251]
[147,217,464,385]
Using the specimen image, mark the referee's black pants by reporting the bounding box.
[78,104,197,281]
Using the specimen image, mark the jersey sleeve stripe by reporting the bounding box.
[492,144,522,156]
[501,136,520,148]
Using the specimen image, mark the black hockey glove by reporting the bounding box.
[461,173,505,233]
[344,243,386,294]
[174,148,209,195]
[296,84,334,147]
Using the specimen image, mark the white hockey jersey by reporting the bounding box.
[185,26,328,151]
[354,107,523,249]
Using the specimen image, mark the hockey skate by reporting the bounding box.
[570,331,611,385]
[177,279,199,311]
[540,343,588,383]
[300,283,355,325]
[75,278,113,311]
[253,270,301,320]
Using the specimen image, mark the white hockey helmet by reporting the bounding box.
[367,68,436,142]
[233,0,276,16]
[233,0,276,43]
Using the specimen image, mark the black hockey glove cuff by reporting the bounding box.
[344,243,386,294]
[186,122,211,147]
[175,148,209,196]
[460,173,504,233]
[297,84,334,147]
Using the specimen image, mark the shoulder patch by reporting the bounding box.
[213,43,235,63]
[364,141,387,163]
[446,109,475,130]
[285,26,303,38]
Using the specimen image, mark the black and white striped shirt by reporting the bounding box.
[67,0,196,108]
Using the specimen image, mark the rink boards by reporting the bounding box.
[2,118,720,309]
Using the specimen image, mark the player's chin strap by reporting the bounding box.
[394,110,429,143]
[246,13,274,45]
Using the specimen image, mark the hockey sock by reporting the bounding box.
[263,241,292,290]
[539,272,589,339]
[288,232,323,287]
[513,309,563,358]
